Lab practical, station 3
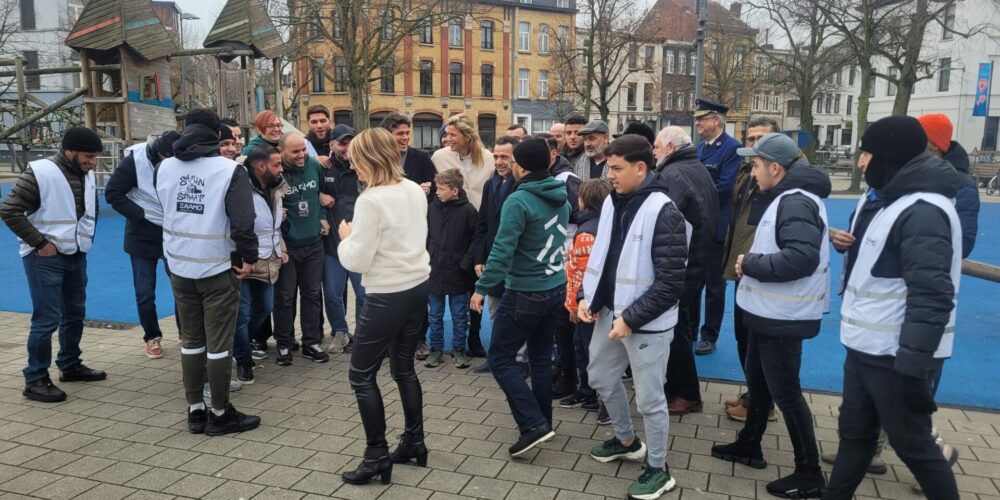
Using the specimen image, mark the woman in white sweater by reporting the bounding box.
[431,114,495,210]
[337,128,431,486]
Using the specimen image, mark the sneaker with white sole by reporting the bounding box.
[509,424,555,457]
[590,436,647,463]
[627,463,677,500]
[145,338,164,359]
[327,331,350,353]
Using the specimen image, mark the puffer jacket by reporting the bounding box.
[654,144,719,280]
[247,172,288,284]
[427,191,479,295]
[942,141,979,258]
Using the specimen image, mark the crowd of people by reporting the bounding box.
[0,96,978,499]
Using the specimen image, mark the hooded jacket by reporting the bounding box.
[551,155,582,224]
[472,171,515,297]
[475,173,570,294]
[105,144,163,258]
[428,191,479,295]
[280,156,324,249]
[241,135,278,157]
[842,153,963,378]
[942,141,979,258]
[739,161,831,338]
[654,144,719,280]
[564,145,585,166]
[306,130,332,158]
[321,155,360,257]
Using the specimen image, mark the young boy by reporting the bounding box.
[426,169,479,368]
[561,179,613,412]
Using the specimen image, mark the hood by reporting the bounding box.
[943,141,970,173]
[656,144,699,171]
[879,152,963,201]
[577,209,599,225]
[434,190,470,208]
[770,159,832,199]
[550,155,575,175]
[516,175,568,207]
[173,124,222,161]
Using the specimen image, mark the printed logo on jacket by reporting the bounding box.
[177,175,206,214]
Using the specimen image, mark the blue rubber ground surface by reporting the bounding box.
[1,180,998,409]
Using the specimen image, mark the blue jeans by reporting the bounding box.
[487,286,564,433]
[130,255,166,342]
[323,254,365,333]
[22,252,88,383]
[427,292,469,351]
[236,279,273,366]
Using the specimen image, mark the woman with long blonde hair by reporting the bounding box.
[430,114,496,210]
[337,128,431,485]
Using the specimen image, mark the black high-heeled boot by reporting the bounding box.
[342,447,393,485]
[390,433,429,466]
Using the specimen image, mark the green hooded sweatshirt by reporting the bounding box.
[280,156,324,248]
[241,135,278,157]
[475,174,570,294]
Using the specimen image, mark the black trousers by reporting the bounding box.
[699,240,725,342]
[824,350,957,500]
[273,242,325,349]
[349,281,428,450]
[733,283,750,370]
[665,277,703,401]
[740,330,819,471]
[555,306,577,381]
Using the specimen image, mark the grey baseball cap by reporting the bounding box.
[737,132,799,167]
[578,120,609,136]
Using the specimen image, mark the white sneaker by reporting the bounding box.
[230,379,242,391]
[327,331,350,353]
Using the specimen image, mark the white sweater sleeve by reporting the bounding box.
[337,194,382,274]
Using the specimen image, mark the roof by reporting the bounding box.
[640,0,756,42]
[65,0,178,61]
[203,0,286,60]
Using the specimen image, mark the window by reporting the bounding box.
[481,20,494,49]
[557,0,569,7]
[688,51,695,75]
[627,82,637,110]
[382,10,393,40]
[734,45,746,69]
[679,51,687,75]
[712,43,721,63]
[538,70,549,99]
[846,95,853,115]
[331,10,343,39]
[309,18,322,40]
[413,113,442,149]
[481,64,493,97]
[868,77,876,96]
[334,110,354,128]
[20,0,35,30]
[311,58,325,93]
[665,48,674,74]
[826,94,834,114]
[557,25,569,46]
[849,66,856,86]
[419,20,432,44]
[788,100,801,117]
[538,24,550,53]
[753,94,761,111]
[419,61,433,95]
[644,46,654,72]
[938,57,951,92]
[665,92,673,109]
[381,62,394,93]
[518,68,529,98]
[518,22,530,51]
[628,45,638,70]
[449,62,463,96]
[479,114,497,148]
[942,4,955,40]
[836,67,843,84]
[643,83,652,110]
[834,93,840,114]
[20,50,39,90]
[334,58,347,92]
[449,19,462,47]
[887,67,897,96]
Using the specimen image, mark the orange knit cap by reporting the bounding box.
[917,113,953,154]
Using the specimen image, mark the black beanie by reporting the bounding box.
[153,130,182,158]
[513,138,552,172]
[219,125,235,142]
[62,126,103,153]
[859,116,927,189]
[620,122,656,145]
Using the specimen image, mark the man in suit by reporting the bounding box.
[381,112,436,197]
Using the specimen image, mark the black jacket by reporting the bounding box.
[428,191,479,295]
[551,155,582,224]
[844,153,964,379]
[105,144,163,258]
[564,146,584,167]
[472,172,515,297]
[654,145,719,277]
[590,174,689,332]
[306,130,331,157]
[942,141,979,258]
[403,147,437,199]
[740,160,831,339]
[321,155,360,256]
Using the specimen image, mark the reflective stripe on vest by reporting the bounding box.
[840,192,961,358]
[252,186,282,260]
[124,143,164,226]
[583,191,692,333]
[18,159,96,257]
[155,156,237,279]
[736,189,830,321]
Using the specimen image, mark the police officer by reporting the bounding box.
[1,127,107,402]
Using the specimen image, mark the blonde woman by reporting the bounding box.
[431,114,496,210]
[337,128,431,485]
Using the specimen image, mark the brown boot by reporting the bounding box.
[667,397,703,415]
[725,403,778,422]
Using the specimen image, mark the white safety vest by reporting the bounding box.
[583,191,691,333]
[155,156,237,279]
[736,189,830,321]
[555,170,579,252]
[18,159,96,257]
[840,192,962,358]
[252,185,282,260]
[124,143,164,226]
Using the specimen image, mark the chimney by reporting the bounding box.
[730,2,742,18]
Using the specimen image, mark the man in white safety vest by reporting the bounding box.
[577,134,689,500]
[710,133,831,498]
[0,127,107,403]
[824,116,963,500]
[105,130,181,359]
[155,108,261,436]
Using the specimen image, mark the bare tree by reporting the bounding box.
[701,16,758,117]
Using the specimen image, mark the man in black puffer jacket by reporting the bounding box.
[918,113,979,258]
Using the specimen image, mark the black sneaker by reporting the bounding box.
[205,404,261,436]
[694,339,717,355]
[236,364,254,384]
[581,398,600,411]
[23,377,67,403]
[766,468,825,498]
[552,374,577,399]
[302,344,330,363]
[251,340,267,361]
[622,366,633,382]
[59,363,107,382]
[188,408,207,434]
[597,401,612,425]
[559,391,591,408]
[711,440,768,469]
[276,347,293,366]
[292,340,301,351]
[509,424,555,457]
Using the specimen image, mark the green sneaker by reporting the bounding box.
[627,464,676,500]
[453,348,471,369]
[425,349,444,368]
[590,436,647,463]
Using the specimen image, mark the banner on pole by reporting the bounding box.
[973,62,993,117]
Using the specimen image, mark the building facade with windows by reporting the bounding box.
[4,0,85,96]
[605,41,664,135]
[510,2,576,134]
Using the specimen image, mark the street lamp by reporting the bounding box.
[179,12,200,110]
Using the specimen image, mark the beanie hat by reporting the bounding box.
[62,126,103,153]
[859,116,927,189]
[153,130,182,158]
[219,125,235,142]
[513,138,552,172]
[917,113,953,153]
[617,122,656,145]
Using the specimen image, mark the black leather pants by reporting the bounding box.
[349,281,429,449]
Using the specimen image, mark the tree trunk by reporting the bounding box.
[892,0,931,115]
[849,65,873,192]
[800,98,816,162]
[350,83,369,131]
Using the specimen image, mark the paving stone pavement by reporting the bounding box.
[0,311,998,500]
